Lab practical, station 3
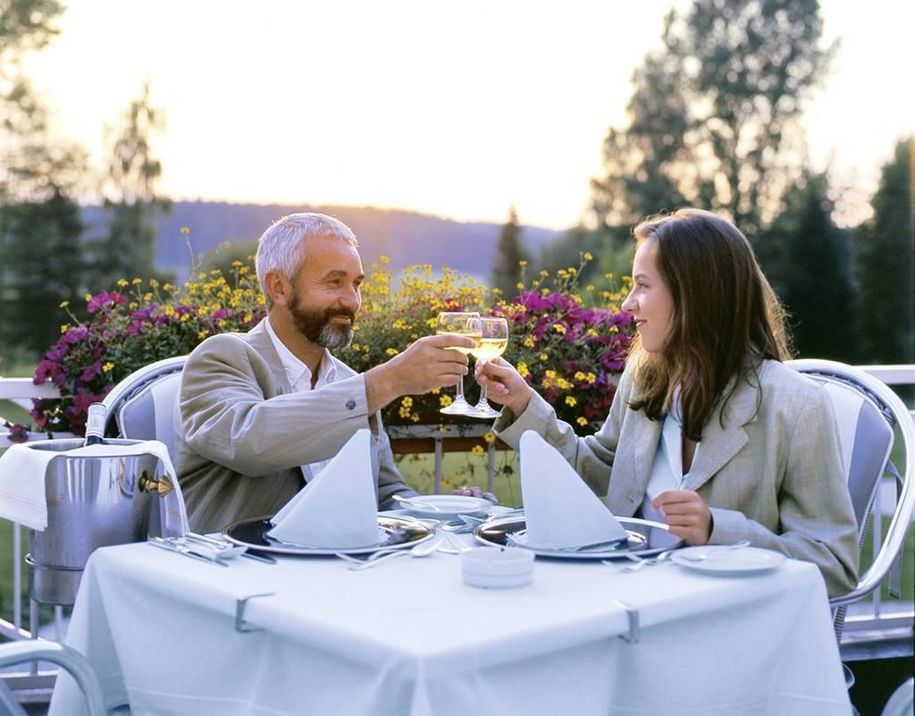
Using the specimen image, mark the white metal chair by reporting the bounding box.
[100,355,187,460]
[0,640,105,716]
[789,360,915,635]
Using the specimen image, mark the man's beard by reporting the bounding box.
[288,298,355,351]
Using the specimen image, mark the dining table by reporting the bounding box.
[47,521,852,716]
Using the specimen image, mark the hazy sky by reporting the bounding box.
[23,0,915,230]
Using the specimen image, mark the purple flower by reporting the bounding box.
[8,423,29,443]
[79,361,102,383]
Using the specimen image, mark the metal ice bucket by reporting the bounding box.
[25,438,169,605]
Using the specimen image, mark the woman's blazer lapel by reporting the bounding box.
[683,375,760,492]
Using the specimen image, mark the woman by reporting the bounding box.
[477,208,858,597]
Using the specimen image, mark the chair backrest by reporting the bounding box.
[101,356,187,461]
[0,640,106,716]
[789,359,915,610]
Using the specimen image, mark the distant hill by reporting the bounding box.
[83,201,562,283]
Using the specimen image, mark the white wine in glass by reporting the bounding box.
[469,317,509,418]
[436,312,481,416]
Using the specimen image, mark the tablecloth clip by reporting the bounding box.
[611,600,640,644]
[235,592,275,633]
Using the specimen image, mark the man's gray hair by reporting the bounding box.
[255,213,358,305]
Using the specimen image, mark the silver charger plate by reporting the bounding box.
[224,515,434,556]
[473,516,681,559]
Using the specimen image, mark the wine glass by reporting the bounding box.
[468,317,509,418]
[436,312,481,415]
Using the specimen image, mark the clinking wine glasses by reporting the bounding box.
[437,312,481,416]
[468,317,509,418]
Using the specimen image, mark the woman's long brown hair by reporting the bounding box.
[628,209,791,440]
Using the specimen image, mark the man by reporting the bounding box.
[174,212,476,532]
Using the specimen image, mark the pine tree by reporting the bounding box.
[854,138,914,364]
[757,172,854,360]
[490,208,528,299]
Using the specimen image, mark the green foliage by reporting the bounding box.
[756,172,854,360]
[591,0,833,233]
[88,82,170,285]
[0,189,86,358]
[854,138,914,364]
[537,225,633,297]
[490,207,528,299]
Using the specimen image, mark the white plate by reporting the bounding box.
[474,516,681,560]
[670,546,785,575]
[224,516,434,556]
[402,495,493,519]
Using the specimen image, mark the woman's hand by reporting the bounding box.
[474,357,534,417]
[651,489,712,545]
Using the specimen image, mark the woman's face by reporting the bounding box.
[622,237,674,354]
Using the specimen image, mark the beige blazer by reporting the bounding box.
[174,320,411,533]
[495,359,859,597]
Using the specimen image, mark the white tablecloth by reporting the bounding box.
[49,539,851,716]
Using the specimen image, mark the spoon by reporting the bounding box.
[341,535,445,570]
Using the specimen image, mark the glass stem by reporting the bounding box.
[455,375,466,403]
[475,361,489,407]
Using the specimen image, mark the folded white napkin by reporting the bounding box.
[519,430,629,550]
[0,439,188,536]
[267,429,381,548]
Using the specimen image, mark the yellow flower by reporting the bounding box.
[102,362,115,373]
[385,347,398,356]
[523,335,535,348]
[470,445,485,457]
[565,396,577,407]
[116,279,128,287]
[552,323,566,335]
[198,330,209,340]
[517,361,530,378]
[577,417,588,427]
[539,353,548,362]
[574,371,586,381]
[59,300,69,308]
[483,431,495,444]
[440,394,453,408]
[180,226,190,235]
[583,252,593,261]
[401,396,413,407]
[132,278,142,285]
[59,324,68,333]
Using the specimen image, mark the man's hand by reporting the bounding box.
[365,334,476,412]
[474,357,534,417]
[453,485,499,504]
[651,489,712,545]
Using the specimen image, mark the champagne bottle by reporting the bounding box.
[84,403,107,446]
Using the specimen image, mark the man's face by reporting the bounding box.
[287,236,364,350]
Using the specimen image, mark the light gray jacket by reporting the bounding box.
[174,320,411,533]
[495,359,859,597]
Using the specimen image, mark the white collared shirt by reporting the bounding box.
[264,317,338,481]
[641,388,700,523]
